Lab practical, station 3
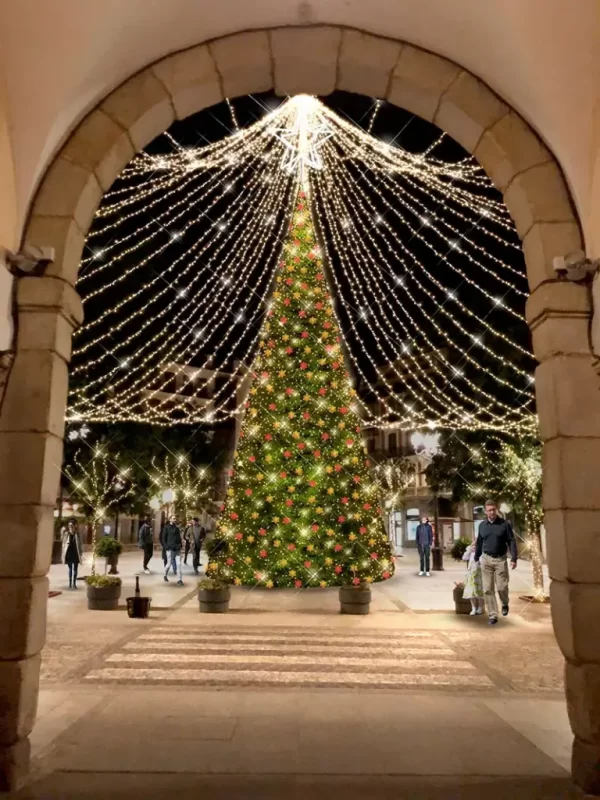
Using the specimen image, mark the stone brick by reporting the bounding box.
[101,69,174,151]
[272,27,340,97]
[566,662,600,743]
[543,437,600,511]
[17,276,83,329]
[474,111,551,192]
[0,504,54,578]
[24,216,85,287]
[435,71,508,153]
[0,578,47,660]
[0,656,40,745]
[504,162,576,239]
[0,737,30,792]
[545,509,600,583]
[17,312,74,363]
[30,157,102,234]
[209,31,272,99]
[531,318,592,363]
[551,581,600,662]
[0,351,68,438]
[152,45,222,120]
[338,30,401,99]
[572,735,600,794]
[94,133,136,193]
[388,45,458,122]
[60,109,128,173]
[536,357,600,440]
[0,432,63,507]
[522,221,583,292]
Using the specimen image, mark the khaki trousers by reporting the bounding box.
[481,555,509,618]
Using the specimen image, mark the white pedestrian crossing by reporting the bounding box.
[83,625,495,689]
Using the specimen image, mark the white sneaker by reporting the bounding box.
[470,609,477,615]
[476,608,483,615]
[144,568,151,574]
[426,572,431,577]
[418,571,424,576]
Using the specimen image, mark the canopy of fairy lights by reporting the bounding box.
[68,95,537,435]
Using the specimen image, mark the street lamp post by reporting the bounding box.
[411,431,444,572]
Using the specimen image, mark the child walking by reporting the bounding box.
[463,538,484,615]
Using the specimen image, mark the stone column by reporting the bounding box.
[527,279,600,794]
[0,275,82,791]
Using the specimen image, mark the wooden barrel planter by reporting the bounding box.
[198,586,231,613]
[126,596,152,618]
[339,586,371,615]
[87,584,122,610]
[453,585,472,615]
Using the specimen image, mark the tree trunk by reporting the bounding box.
[528,524,545,597]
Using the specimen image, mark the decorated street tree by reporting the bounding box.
[65,447,134,574]
[151,454,213,521]
[210,194,395,588]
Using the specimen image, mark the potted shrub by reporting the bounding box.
[85,575,122,610]
[198,578,231,613]
[94,536,123,575]
[453,581,472,615]
[339,582,371,615]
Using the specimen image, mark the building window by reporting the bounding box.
[388,432,397,455]
[406,507,420,542]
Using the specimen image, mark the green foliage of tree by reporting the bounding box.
[210,194,395,588]
[427,432,545,594]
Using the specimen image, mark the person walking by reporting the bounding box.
[183,519,192,565]
[186,518,206,574]
[162,515,184,585]
[475,499,518,625]
[462,537,484,615]
[61,519,83,589]
[415,516,433,576]
[138,518,154,574]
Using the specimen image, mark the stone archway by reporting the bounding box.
[1,25,598,794]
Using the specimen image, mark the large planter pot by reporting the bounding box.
[107,554,120,575]
[87,584,122,610]
[339,586,371,615]
[199,587,231,613]
[453,587,472,615]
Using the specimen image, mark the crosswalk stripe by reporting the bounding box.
[136,634,442,647]
[145,628,435,640]
[124,642,455,656]
[84,667,492,687]
[107,652,474,670]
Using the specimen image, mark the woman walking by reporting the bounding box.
[62,519,83,589]
[463,537,484,615]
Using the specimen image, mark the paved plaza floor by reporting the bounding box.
[11,550,577,799]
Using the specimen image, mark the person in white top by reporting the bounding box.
[462,539,484,615]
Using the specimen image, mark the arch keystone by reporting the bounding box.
[209,31,272,100]
[272,27,340,97]
[338,31,401,99]
[152,45,223,120]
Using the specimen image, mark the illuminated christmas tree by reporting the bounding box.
[210,193,395,588]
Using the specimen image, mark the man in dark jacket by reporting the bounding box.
[475,499,518,625]
[415,516,433,576]
[138,519,154,574]
[162,515,184,585]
